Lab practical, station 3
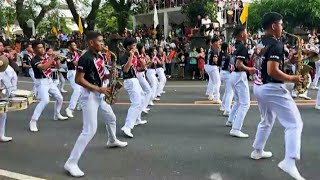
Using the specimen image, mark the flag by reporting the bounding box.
[6,22,10,38]
[78,16,83,34]
[153,4,159,29]
[52,26,58,36]
[240,2,249,24]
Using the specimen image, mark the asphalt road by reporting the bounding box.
[0,77,319,180]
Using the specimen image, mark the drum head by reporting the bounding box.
[12,90,32,96]
[11,97,27,101]
[0,101,7,105]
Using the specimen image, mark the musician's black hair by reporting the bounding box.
[137,43,144,53]
[221,42,229,53]
[32,40,44,49]
[206,38,211,45]
[211,36,220,43]
[233,25,246,37]
[262,12,283,30]
[85,31,102,41]
[123,37,137,49]
[67,40,76,47]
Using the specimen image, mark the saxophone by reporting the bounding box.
[103,48,123,105]
[283,31,312,94]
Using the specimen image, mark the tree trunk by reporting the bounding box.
[15,0,55,38]
[117,12,130,34]
[66,0,102,33]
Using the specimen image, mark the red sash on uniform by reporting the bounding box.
[41,54,56,78]
[93,55,107,82]
[131,55,138,75]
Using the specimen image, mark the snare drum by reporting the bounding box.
[0,101,8,113]
[8,97,28,111]
[11,89,33,104]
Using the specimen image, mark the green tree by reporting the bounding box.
[14,0,58,38]
[109,0,139,34]
[181,0,217,26]
[37,10,71,36]
[248,0,320,33]
[65,0,102,32]
[96,3,118,33]
[0,2,16,29]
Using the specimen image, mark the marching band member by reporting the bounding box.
[120,37,145,138]
[204,37,222,103]
[156,47,167,97]
[65,41,81,118]
[0,55,17,142]
[218,42,233,116]
[146,48,160,102]
[136,43,152,113]
[226,25,256,138]
[64,31,127,177]
[22,42,37,97]
[311,57,320,90]
[316,86,320,110]
[251,12,305,180]
[29,41,68,132]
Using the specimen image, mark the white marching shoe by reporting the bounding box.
[315,105,320,110]
[54,114,68,121]
[250,150,273,160]
[219,106,225,112]
[230,129,249,138]
[223,111,229,117]
[65,108,74,118]
[64,162,84,177]
[278,159,305,180]
[106,139,128,148]
[0,136,12,142]
[29,120,38,132]
[225,121,232,127]
[142,109,149,114]
[149,101,155,106]
[121,127,133,138]
[60,89,68,93]
[135,119,148,126]
[298,94,311,100]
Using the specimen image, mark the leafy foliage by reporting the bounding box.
[0,3,16,29]
[109,0,139,33]
[181,0,217,26]
[248,0,320,33]
[15,0,58,37]
[96,3,118,33]
[37,10,71,36]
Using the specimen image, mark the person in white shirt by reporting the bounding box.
[201,15,212,36]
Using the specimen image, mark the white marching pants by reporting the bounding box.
[66,89,118,165]
[156,68,167,96]
[146,69,158,99]
[253,83,303,159]
[204,65,221,99]
[317,88,320,106]
[58,72,66,90]
[123,78,144,129]
[0,113,7,137]
[220,70,233,113]
[67,70,81,110]
[31,78,63,121]
[29,68,38,96]
[137,71,152,110]
[313,61,320,86]
[228,72,250,130]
